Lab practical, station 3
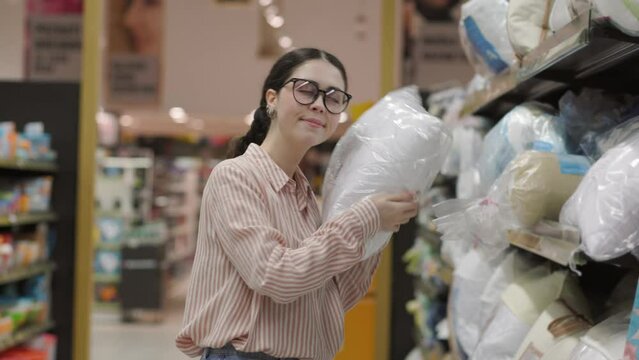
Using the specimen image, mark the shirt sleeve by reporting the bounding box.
[207,163,381,304]
[334,252,382,311]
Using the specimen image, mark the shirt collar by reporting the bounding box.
[245,144,314,210]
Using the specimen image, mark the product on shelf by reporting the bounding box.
[569,309,630,360]
[549,0,591,31]
[0,122,56,163]
[560,130,639,261]
[473,269,589,359]
[593,0,639,36]
[514,300,591,359]
[322,86,451,259]
[507,0,555,57]
[474,102,566,196]
[459,0,516,76]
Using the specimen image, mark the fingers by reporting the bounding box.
[385,191,416,202]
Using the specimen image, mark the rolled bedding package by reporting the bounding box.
[560,129,639,261]
[322,86,452,260]
[507,0,555,57]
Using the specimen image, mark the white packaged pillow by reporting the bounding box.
[569,310,630,360]
[451,249,503,355]
[515,300,591,359]
[508,0,555,57]
[460,0,517,76]
[550,0,591,31]
[322,86,452,259]
[473,269,587,360]
[560,130,639,261]
[593,0,639,36]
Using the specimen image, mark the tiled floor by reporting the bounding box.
[91,276,192,360]
[90,300,190,360]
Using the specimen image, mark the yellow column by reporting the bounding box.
[376,0,399,359]
[74,0,100,359]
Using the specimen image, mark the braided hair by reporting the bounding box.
[227,48,348,158]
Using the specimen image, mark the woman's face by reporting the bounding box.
[266,59,345,149]
[123,0,163,55]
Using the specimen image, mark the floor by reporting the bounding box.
[91,276,192,360]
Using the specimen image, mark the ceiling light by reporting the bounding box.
[259,0,272,6]
[169,107,187,122]
[268,15,284,28]
[264,5,279,19]
[278,36,292,49]
[339,112,349,124]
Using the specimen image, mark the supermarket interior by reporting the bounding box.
[1,0,639,359]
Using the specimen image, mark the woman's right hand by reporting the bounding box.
[369,192,419,233]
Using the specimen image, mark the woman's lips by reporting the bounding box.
[302,118,325,128]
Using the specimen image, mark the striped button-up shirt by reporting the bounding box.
[176,144,381,360]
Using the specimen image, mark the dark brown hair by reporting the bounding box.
[227,48,348,158]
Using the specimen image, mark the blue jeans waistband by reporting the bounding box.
[203,345,299,360]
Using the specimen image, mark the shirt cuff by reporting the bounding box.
[350,197,381,242]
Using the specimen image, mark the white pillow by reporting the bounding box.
[508,0,554,57]
[560,130,639,261]
[322,86,452,259]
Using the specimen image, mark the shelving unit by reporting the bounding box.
[0,262,56,286]
[0,81,82,360]
[0,213,57,228]
[462,10,639,119]
[0,322,55,353]
[0,160,57,173]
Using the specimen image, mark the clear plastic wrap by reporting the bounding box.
[560,130,639,261]
[569,310,631,360]
[557,88,639,156]
[476,103,566,195]
[459,0,517,76]
[473,269,588,360]
[593,0,639,36]
[507,0,554,57]
[506,151,590,227]
[451,249,504,355]
[322,86,452,260]
[581,115,639,160]
[550,0,592,31]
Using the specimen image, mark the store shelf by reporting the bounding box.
[0,213,57,228]
[0,321,54,352]
[93,274,121,283]
[507,229,585,267]
[0,159,57,173]
[0,262,55,286]
[463,10,639,119]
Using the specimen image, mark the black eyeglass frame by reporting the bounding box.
[282,78,353,114]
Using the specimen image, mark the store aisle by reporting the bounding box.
[90,300,189,360]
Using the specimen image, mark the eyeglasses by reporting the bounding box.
[283,78,352,114]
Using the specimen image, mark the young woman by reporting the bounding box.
[177,48,418,360]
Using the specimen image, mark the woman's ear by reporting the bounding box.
[265,89,278,109]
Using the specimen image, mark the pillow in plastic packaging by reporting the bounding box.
[560,130,639,261]
[460,0,517,76]
[569,310,631,360]
[515,300,592,359]
[581,115,639,161]
[550,0,592,31]
[322,86,452,260]
[507,151,590,227]
[557,88,637,155]
[593,0,639,36]
[451,249,504,355]
[477,250,543,335]
[476,102,566,195]
[473,269,588,360]
[507,0,555,57]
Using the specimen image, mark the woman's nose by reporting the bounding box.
[309,95,326,113]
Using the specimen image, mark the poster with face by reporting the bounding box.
[106,0,164,108]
